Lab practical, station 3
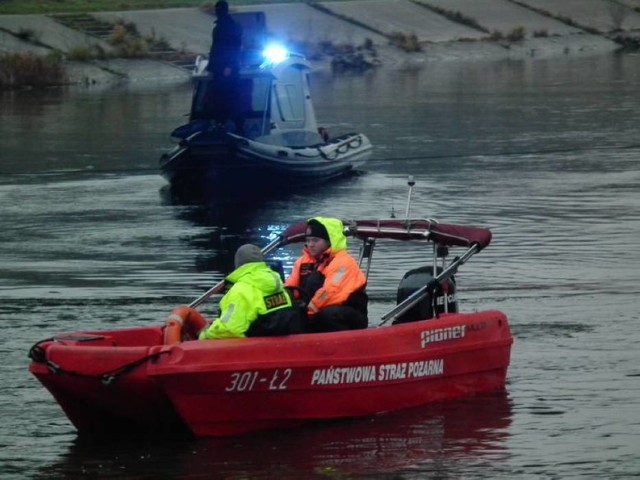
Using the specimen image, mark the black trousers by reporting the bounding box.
[309,305,368,333]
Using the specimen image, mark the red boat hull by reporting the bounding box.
[29,310,512,437]
[150,310,512,436]
[29,327,188,435]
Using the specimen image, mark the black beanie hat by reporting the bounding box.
[306,219,330,244]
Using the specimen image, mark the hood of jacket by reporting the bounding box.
[226,261,283,294]
[309,216,347,254]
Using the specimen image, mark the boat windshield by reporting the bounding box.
[250,76,271,114]
[188,72,272,138]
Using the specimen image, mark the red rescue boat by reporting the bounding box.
[29,217,513,437]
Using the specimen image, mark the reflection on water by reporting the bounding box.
[1,53,640,478]
[38,391,512,479]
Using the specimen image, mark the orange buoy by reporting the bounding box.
[163,306,209,345]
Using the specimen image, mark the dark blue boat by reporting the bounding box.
[160,16,371,199]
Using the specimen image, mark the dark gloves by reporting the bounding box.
[302,270,325,304]
[286,270,325,306]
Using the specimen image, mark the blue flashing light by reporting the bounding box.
[262,45,289,65]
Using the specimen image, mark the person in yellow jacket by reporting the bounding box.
[285,217,368,332]
[199,244,301,339]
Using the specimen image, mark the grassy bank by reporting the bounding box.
[0,0,309,15]
[0,52,66,88]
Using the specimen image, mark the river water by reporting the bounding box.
[1,53,639,478]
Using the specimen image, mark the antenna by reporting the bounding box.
[404,175,415,219]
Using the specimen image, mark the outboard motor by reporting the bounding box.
[393,265,458,324]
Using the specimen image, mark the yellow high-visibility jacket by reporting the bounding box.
[199,261,292,339]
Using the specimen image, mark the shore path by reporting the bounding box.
[1,0,639,85]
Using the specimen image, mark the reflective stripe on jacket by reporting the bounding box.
[199,261,292,339]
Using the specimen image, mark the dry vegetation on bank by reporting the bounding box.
[0,53,67,88]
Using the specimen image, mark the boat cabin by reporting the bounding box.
[173,11,323,146]
[189,53,322,147]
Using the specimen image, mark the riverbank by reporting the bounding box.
[2,0,640,87]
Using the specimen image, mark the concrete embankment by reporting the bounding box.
[1,0,639,86]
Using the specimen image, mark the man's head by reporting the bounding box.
[305,219,330,258]
[215,0,229,16]
[234,244,264,269]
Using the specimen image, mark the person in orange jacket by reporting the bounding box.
[285,217,368,332]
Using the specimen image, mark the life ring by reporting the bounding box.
[163,306,209,345]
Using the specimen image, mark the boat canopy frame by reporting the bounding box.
[190,218,492,327]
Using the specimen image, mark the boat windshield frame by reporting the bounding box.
[274,218,491,325]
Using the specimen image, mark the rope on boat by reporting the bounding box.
[28,338,171,386]
[28,339,54,364]
[318,134,364,161]
[99,351,170,386]
[291,133,364,160]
